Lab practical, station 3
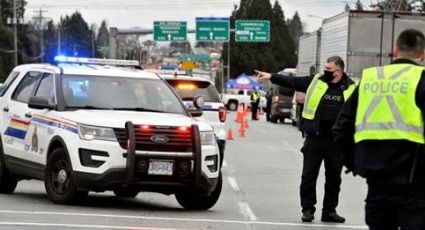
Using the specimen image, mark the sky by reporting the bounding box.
[24,0,374,38]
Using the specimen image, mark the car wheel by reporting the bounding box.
[292,120,297,126]
[228,101,238,111]
[113,188,139,198]
[175,173,222,210]
[0,142,17,194]
[45,148,82,204]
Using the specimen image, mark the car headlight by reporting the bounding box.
[78,124,117,141]
[200,131,216,146]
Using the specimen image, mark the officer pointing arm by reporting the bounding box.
[255,56,356,223]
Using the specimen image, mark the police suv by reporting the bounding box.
[0,57,221,210]
[153,70,227,167]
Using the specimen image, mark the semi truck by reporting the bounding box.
[292,10,425,127]
[298,10,425,79]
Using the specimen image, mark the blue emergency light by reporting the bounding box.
[53,55,140,67]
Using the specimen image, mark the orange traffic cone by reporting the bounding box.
[238,121,246,138]
[235,104,244,123]
[226,128,234,140]
[243,117,249,129]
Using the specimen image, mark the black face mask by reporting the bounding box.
[322,70,335,83]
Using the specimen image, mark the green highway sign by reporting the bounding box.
[154,21,187,41]
[196,17,229,42]
[235,20,270,42]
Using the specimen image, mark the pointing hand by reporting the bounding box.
[255,70,271,82]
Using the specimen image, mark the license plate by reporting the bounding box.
[148,160,173,176]
[281,108,291,112]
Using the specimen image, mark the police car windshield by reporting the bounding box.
[166,79,221,102]
[61,75,186,114]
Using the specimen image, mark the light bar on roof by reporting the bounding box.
[153,70,188,75]
[54,56,140,66]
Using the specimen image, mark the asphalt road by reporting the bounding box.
[0,112,368,230]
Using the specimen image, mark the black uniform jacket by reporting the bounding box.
[270,72,355,135]
[333,59,425,183]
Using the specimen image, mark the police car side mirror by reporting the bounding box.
[28,96,55,110]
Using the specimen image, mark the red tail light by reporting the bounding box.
[219,106,227,122]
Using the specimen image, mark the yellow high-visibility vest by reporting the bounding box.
[355,64,425,144]
[302,74,356,120]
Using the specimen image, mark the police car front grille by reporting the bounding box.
[113,126,193,152]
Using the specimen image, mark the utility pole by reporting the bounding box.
[33,9,48,62]
[13,0,18,66]
[57,24,61,55]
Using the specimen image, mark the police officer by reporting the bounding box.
[333,29,425,229]
[256,56,356,223]
[250,90,261,120]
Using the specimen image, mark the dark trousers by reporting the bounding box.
[251,102,259,120]
[300,133,343,214]
[365,177,425,230]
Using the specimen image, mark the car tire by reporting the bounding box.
[45,148,82,204]
[113,188,139,198]
[292,120,297,126]
[0,142,18,194]
[175,173,222,210]
[227,101,238,111]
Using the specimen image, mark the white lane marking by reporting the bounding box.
[238,202,257,221]
[0,210,368,229]
[0,222,180,229]
[227,176,240,192]
[222,160,228,168]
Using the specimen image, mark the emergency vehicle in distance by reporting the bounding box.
[0,56,222,210]
[150,70,227,168]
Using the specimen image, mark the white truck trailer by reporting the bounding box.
[297,29,321,77]
[318,10,425,79]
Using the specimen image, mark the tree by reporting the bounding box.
[355,0,364,10]
[42,20,57,63]
[345,3,351,12]
[59,11,93,57]
[96,20,109,58]
[370,0,412,11]
[287,11,303,52]
[1,0,26,26]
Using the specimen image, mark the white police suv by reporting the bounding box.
[0,57,221,210]
[154,71,227,167]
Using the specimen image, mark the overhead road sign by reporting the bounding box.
[235,20,270,42]
[154,21,187,41]
[196,17,229,42]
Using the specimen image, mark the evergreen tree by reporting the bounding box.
[345,3,351,12]
[355,0,364,10]
[43,20,57,63]
[287,11,303,52]
[60,12,93,57]
[96,20,109,58]
[371,0,412,11]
